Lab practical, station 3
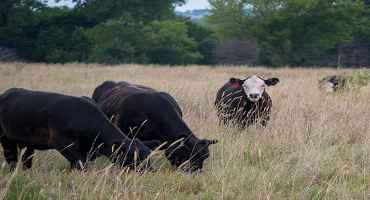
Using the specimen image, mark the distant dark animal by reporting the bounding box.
[92,81,218,172]
[215,75,279,128]
[0,88,152,170]
[319,75,346,93]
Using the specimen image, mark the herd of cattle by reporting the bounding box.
[0,74,343,173]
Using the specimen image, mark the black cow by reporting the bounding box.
[215,75,279,128]
[0,88,152,170]
[92,81,218,172]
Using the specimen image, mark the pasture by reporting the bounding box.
[0,63,370,199]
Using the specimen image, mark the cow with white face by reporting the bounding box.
[215,75,279,128]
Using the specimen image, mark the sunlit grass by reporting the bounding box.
[0,63,369,199]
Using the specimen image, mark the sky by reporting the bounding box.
[49,0,210,11]
[176,0,210,11]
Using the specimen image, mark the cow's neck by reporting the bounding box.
[183,134,200,148]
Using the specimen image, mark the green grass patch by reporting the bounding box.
[344,69,370,88]
[5,175,48,200]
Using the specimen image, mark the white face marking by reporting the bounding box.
[242,75,266,102]
[323,82,335,93]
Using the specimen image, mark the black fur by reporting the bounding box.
[0,88,152,170]
[215,77,279,128]
[92,81,218,172]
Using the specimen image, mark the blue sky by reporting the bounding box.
[50,0,210,11]
[176,0,210,11]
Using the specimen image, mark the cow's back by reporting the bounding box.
[0,89,63,128]
[0,89,70,147]
[0,89,106,141]
[94,81,182,117]
[93,81,186,139]
[92,81,131,102]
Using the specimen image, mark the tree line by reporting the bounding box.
[1,0,369,67]
[208,0,370,67]
[0,0,217,65]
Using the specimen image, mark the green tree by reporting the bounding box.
[208,0,252,40]
[208,0,365,66]
[76,0,186,23]
[255,0,364,66]
[183,18,218,64]
[143,20,203,65]
[0,0,45,58]
[0,1,91,62]
[33,8,91,62]
[84,18,146,64]
[0,0,215,65]
[0,0,44,27]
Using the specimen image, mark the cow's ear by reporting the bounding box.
[264,78,279,86]
[202,139,218,146]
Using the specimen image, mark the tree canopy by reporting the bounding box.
[0,0,216,65]
[1,0,370,66]
[208,0,369,66]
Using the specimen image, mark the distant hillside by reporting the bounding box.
[176,9,210,20]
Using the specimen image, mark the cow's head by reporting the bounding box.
[240,75,279,102]
[109,138,153,170]
[319,75,346,93]
[165,138,218,172]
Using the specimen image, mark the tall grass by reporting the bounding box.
[0,63,370,199]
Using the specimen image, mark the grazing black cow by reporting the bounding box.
[319,75,346,93]
[215,75,279,128]
[92,81,218,172]
[0,88,152,170]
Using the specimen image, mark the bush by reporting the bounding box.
[84,18,146,64]
[143,20,203,65]
[182,18,218,65]
[84,19,209,65]
[198,38,218,65]
[35,9,91,63]
[0,1,216,65]
[0,7,91,63]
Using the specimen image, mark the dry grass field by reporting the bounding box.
[0,63,370,200]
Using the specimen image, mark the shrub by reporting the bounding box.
[84,18,146,64]
[143,20,203,65]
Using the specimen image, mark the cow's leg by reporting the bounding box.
[21,147,34,169]
[260,111,271,128]
[57,142,85,170]
[47,126,86,170]
[0,136,18,170]
[60,149,85,170]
